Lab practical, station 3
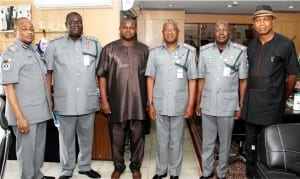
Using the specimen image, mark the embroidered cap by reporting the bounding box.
[252,5,276,19]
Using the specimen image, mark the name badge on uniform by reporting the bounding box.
[83,55,90,66]
[177,68,183,78]
[223,65,230,77]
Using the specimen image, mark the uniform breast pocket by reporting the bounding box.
[83,54,96,66]
[22,59,37,76]
[205,60,216,73]
[56,51,70,65]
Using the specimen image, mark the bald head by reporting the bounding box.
[14,18,33,30]
[14,18,35,44]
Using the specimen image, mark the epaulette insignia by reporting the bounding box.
[22,44,29,49]
[183,43,196,52]
[8,44,19,52]
[149,44,161,51]
[200,43,214,51]
[49,36,64,43]
[232,43,247,50]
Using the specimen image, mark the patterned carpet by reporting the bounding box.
[187,116,247,179]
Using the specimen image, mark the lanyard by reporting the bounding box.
[225,50,242,72]
[174,49,190,71]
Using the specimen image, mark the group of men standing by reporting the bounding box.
[0,4,299,179]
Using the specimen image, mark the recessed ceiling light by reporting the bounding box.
[167,4,174,7]
[288,5,294,9]
[233,1,239,5]
[227,4,233,8]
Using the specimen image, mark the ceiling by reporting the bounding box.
[134,0,300,14]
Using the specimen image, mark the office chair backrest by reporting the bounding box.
[257,123,300,176]
[0,98,8,130]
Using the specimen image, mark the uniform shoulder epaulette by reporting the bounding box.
[182,43,196,52]
[7,44,19,52]
[149,44,161,51]
[49,36,64,43]
[200,43,214,51]
[232,43,246,51]
[86,36,99,42]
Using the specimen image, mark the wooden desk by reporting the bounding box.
[92,112,112,160]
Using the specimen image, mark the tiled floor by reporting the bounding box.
[3,121,201,179]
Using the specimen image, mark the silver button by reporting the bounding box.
[76,88,80,91]
[168,90,171,93]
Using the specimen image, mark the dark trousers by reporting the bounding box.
[109,120,145,172]
[244,121,266,177]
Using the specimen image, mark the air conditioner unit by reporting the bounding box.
[122,0,134,11]
[33,0,112,9]
[123,4,140,17]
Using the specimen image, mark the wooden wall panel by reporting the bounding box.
[137,10,185,48]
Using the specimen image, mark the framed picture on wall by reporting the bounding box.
[0,5,31,32]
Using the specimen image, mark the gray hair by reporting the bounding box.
[215,20,229,29]
[162,19,179,31]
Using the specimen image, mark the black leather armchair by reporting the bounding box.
[256,123,300,179]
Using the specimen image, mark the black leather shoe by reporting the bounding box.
[41,176,55,179]
[78,169,101,178]
[152,173,167,179]
[170,176,178,179]
[217,177,226,179]
[58,176,72,179]
[200,173,214,179]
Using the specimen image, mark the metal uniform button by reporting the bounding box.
[169,66,172,70]
[76,73,80,76]
[76,88,80,91]
[168,78,172,81]
[168,90,171,93]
